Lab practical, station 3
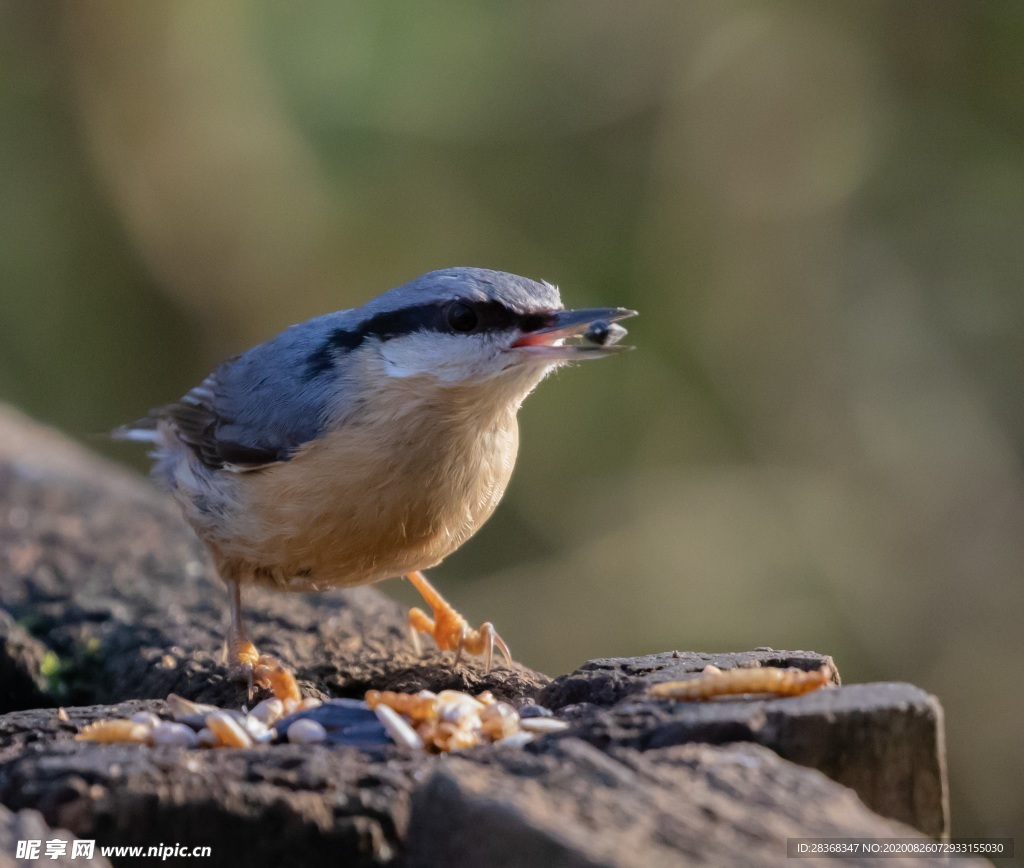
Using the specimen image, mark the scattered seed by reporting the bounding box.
[150,721,199,748]
[205,711,253,748]
[286,719,327,745]
[73,686,554,755]
[373,704,425,750]
[436,691,485,727]
[519,717,571,734]
[495,732,534,748]
[166,694,219,720]
[248,725,275,744]
[479,702,519,740]
[242,716,272,742]
[437,724,479,752]
[248,698,285,727]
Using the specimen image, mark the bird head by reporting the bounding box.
[348,267,636,389]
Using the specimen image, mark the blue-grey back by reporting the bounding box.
[126,267,561,470]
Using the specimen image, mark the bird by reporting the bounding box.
[116,267,635,691]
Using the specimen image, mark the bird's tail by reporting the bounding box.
[111,417,160,443]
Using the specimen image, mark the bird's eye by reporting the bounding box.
[446,301,479,333]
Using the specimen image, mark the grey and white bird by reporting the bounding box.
[117,267,635,688]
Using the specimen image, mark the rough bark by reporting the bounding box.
[0,406,957,866]
[542,652,948,838]
[0,803,111,868]
[407,741,945,868]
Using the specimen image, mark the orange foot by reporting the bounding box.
[227,637,301,703]
[406,570,512,673]
[223,577,301,702]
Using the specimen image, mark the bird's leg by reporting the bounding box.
[405,570,512,673]
[225,578,301,702]
[226,578,260,687]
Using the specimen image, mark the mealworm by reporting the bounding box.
[75,719,151,744]
[649,664,831,701]
[365,689,442,723]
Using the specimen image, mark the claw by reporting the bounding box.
[489,624,513,669]
[405,571,512,672]
[479,622,512,674]
[227,637,261,699]
[408,606,433,659]
[452,625,468,670]
[409,622,424,658]
[228,658,260,702]
[253,655,301,704]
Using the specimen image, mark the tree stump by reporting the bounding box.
[0,406,959,866]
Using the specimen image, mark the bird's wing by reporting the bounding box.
[116,311,356,472]
[163,363,301,471]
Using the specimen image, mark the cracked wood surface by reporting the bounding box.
[0,406,954,866]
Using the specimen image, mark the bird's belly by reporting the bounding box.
[205,418,518,592]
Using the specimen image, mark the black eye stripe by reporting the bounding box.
[304,301,554,380]
[343,301,542,344]
[518,312,550,333]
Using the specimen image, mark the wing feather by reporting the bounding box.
[117,311,354,471]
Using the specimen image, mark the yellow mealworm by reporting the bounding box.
[649,664,831,701]
[75,719,151,744]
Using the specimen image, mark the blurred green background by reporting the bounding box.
[2,0,1022,845]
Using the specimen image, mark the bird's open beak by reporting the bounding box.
[511,307,637,361]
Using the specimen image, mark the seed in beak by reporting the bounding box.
[582,320,628,348]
